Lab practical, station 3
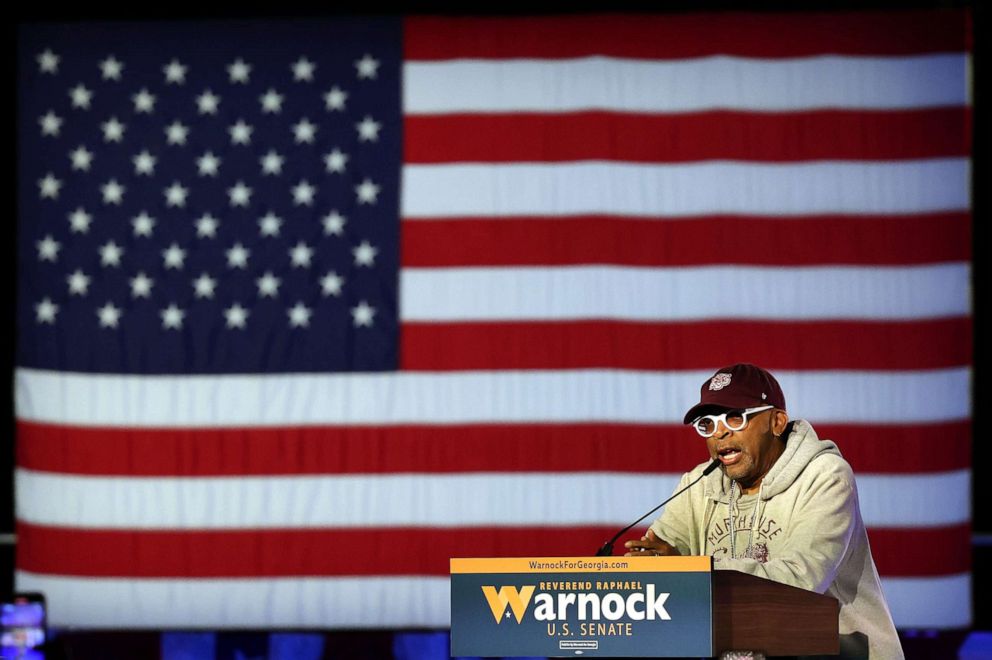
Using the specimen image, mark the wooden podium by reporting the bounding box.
[451,556,839,657]
[712,570,839,656]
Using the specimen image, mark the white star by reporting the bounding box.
[100,240,124,267]
[38,173,62,199]
[196,89,220,115]
[258,212,282,237]
[229,119,253,146]
[163,59,187,84]
[69,84,93,109]
[291,179,316,206]
[355,178,380,205]
[39,110,63,136]
[196,151,221,177]
[131,211,156,237]
[259,89,284,114]
[227,181,252,207]
[69,145,93,171]
[37,235,60,262]
[256,272,280,298]
[36,172,64,202]
[260,150,284,176]
[164,182,189,207]
[289,241,313,268]
[130,272,154,298]
[133,150,156,175]
[352,240,378,267]
[101,117,126,142]
[287,302,312,328]
[356,115,381,142]
[292,57,316,82]
[320,271,344,297]
[162,243,186,269]
[355,54,380,80]
[37,49,59,74]
[101,179,125,205]
[67,270,90,296]
[132,89,156,114]
[227,58,252,84]
[97,302,122,328]
[292,118,317,144]
[323,148,348,173]
[224,303,249,329]
[195,213,219,238]
[322,210,346,236]
[323,86,347,111]
[100,56,123,81]
[161,304,185,329]
[192,273,217,299]
[226,243,250,269]
[351,300,376,327]
[35,298,58,324]
[68,207,92,233]
[165,121,189,146]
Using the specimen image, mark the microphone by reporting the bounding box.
[594,459,721,557]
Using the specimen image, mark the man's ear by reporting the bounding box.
[771,409,789,437]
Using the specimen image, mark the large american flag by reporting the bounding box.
[16,11,971,629]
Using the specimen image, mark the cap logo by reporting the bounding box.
[708,373,732,391]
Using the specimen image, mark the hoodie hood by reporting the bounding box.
[703,419,842,502]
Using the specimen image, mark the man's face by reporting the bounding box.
[704,408,785,491]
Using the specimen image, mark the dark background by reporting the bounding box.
[5,0,986,653]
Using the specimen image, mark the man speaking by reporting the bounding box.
[625,363,903,659]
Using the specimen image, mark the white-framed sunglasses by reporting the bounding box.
[691,405,774,438]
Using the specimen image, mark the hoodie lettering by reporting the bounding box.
[759,517,782,539]
[708,510,784,558]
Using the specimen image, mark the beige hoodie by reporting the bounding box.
[650,419,903,659]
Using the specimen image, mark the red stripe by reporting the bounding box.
[868,524,972,577]
[405,110,970,164]
[400,319,972,372]
[16,421,969,477]
[400,214,970,267]
[404,12,969,59]
[15,522,967,578]
[817,423,971,474]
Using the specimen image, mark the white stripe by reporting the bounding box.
[401,159,970,218]
[15,469,968,529]
[881,574,972,628]
[15,367,969,426]
[403,54,967,113]
[966,53,974,107]
[855,470,970,528]
[14,571,971,629]
[15,571,449,629]
[400,264,970,321]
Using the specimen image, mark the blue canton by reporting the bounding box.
[17,20,402,373]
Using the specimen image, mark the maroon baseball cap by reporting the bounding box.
[683,363,787,424]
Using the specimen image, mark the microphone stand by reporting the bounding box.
[595,459,721,557]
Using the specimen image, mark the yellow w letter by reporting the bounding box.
[481,585,535,623]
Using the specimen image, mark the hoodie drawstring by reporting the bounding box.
[728,480,763,560]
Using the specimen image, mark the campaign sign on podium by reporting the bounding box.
[450,556,712,657]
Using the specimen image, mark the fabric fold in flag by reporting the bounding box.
[16,10,971,630]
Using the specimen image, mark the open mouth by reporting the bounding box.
[717,447,742,465]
